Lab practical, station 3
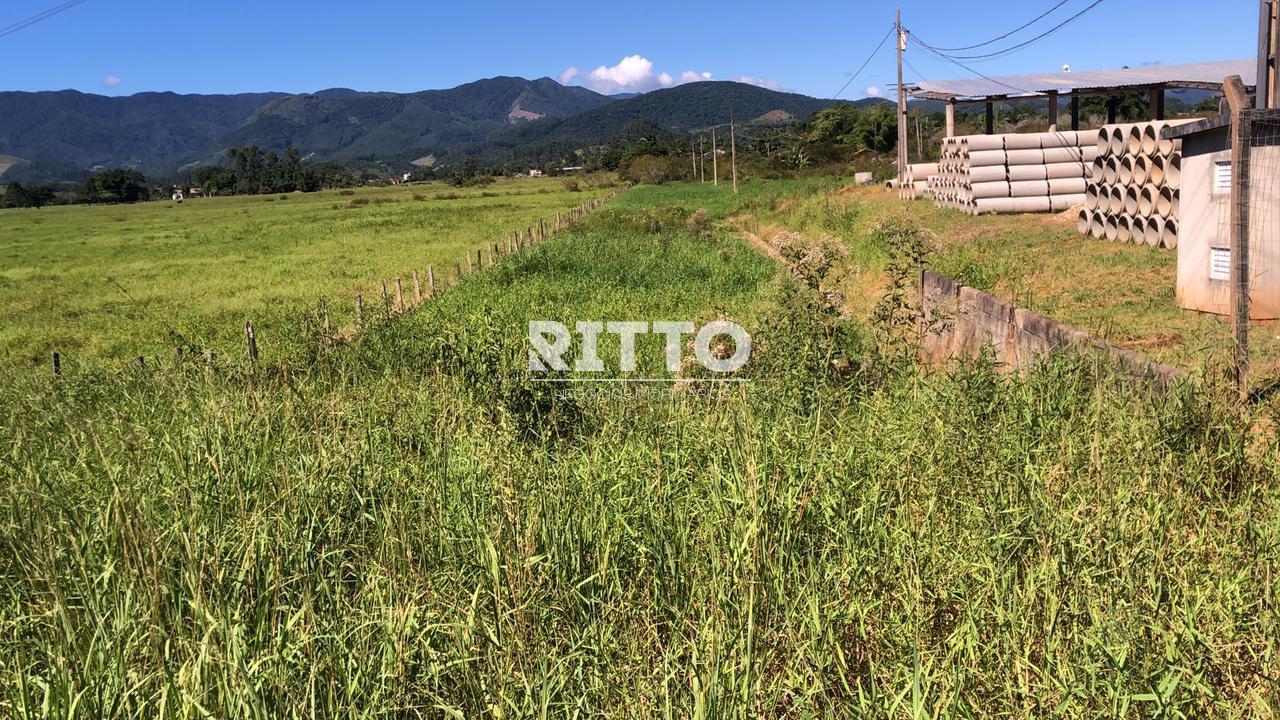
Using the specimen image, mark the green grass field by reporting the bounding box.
[0,178,613,366]
[1,180,1277,717]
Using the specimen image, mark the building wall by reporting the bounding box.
[1176,125,1280,319]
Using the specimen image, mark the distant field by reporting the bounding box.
[0,178,612,365]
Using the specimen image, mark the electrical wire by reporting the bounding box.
[903,57,929,84]
[0,0,88,40]
[928,0,1072,51]
[934,0,1106,61]
[832,25,896,99]
[908,33,1038,96]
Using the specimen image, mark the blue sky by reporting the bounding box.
[0,0,1259,99]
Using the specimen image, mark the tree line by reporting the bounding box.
[0,146,371,208]
[2,169,149,208]
[193,146,364,195]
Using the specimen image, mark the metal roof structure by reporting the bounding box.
[906,60,1257,102]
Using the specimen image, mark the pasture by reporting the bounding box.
[1,180,1276,718]
[0,178,613,366]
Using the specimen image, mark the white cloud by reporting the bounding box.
[103,74,121,88]
[587,55,658,93]
[864,85,882,97]
[732,76,780,91]
[559,55,713,94]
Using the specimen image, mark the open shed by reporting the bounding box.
[903,60,1258,137]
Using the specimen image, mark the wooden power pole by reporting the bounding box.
[730,112,738,194]
[896,7,909,189]
[691,137,697,179]
[712,128,718,186]
[1225,75,1252,402]
[1258,0,1277,109]
[699,136,706,182]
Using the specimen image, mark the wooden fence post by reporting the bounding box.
[428,265,436,296]
[412,269,422,304]
[394,278,404,310]
[476,248,482,270]
[355,293,364,327]
[381,280,391,309]
[1225,75,1252,402]
[245,321,258,363]
[51,351,60,378]
[455,261,462,282]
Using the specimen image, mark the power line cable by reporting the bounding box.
[929,0,1072,51]
[934,0,1106,61]
[832,25,896,99]
[908,33,1038,96]
[903,57,929,83]
[0,0,88,40]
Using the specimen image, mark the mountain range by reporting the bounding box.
[0,77,852,182]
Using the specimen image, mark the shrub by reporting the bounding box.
[624,155,684,185]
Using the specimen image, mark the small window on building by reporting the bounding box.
[1210,247,1231,281]
[1213,161,1232,194]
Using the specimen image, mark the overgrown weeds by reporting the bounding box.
[0,182,1275,719]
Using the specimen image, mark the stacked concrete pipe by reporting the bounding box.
[928,131,1095,215]
[1081,119,1196,249]
[898,162,939,200]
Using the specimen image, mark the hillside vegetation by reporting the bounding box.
[0,79,844,181]
[1,181,1276,718]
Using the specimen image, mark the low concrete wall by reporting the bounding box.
[919,270,1181,387]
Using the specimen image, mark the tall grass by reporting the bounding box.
[1,184,1276,718]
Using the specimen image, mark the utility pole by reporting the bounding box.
[691,137,697,180]
[730,111,738,194]
[712,127,718,185]
[896,7,909,189]
[699,136,706,182]
[1258,0,1279,109]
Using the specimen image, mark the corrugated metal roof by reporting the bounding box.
[1162,106,1280,139]
[907,59,1256,101]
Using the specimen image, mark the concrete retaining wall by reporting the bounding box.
[919,270,1181,387]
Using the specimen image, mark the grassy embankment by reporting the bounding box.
[0,178,614,366]
[737,183,1280,381]
[1,179,1276,717]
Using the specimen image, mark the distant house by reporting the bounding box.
[560,166,584,173]
[528,169,543,177]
